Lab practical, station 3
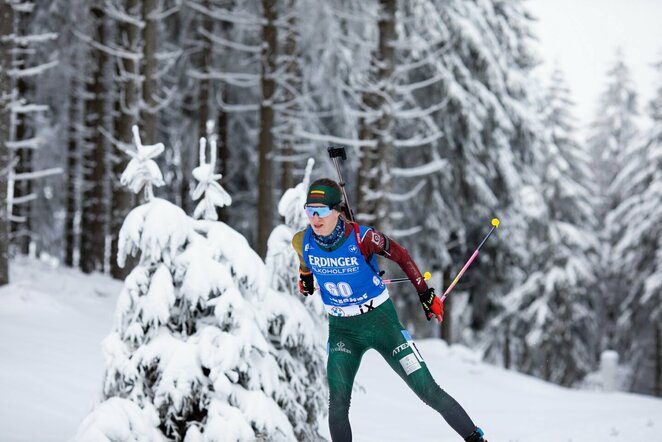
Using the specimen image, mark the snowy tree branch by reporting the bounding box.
[13,167,63,181]
[8,60,58,78]
[186,1,263,27]
[199,27,261,53]
[296,129,377,148]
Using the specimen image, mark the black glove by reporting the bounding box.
[298,271,315,296]
[418,287,444,322]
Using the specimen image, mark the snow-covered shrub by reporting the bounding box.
[264,159,327,440]
[76,129,325,441]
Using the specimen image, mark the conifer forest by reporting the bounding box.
[1,2,661,435]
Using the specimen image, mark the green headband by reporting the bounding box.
[306,184,342,207]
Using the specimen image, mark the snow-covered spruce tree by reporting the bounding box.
[106,0,140,279]
[280,0,546,341]
[606,59,662,396]
[80,0,112,274]
[587,51,640,352]
[263,158,327,440]
[191,138,326,440]
[443,0,545,337]
[485,68,600,386]
[588,50,640,220]
[76,128,322,441]
[287,0,454,335]
[321,0,446,235]
[375,0,546,338]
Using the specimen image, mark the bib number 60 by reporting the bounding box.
[324,282,353,298]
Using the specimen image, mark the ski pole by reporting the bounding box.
[315,271,430,294]
[327,146,355,222]
[440,218,500,303]
[383,271,431,285]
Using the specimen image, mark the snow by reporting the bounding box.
[116,198,192,268]
[0,257,122,442]
[2,257,662,442]
[295,129,378,148]
[11,167,63,181]
[344,344,662,442]
[191,137,232,221]
[75,398,162,442]
[391,158,447,178]
[8,60,59,78]
[119,126,166,200]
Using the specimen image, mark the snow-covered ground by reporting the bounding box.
[1,258,661,442]
[0,258,122,442]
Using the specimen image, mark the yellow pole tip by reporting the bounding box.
[491,218,500,228]
[423,271,432,280]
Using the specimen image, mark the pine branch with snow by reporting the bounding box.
[119,125,165,201]
[485,67,600,387]
[603,59,662,395]
[191,137,231,221]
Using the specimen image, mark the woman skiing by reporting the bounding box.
[291,178,487,442]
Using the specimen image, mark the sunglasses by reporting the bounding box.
[304,205,335,218]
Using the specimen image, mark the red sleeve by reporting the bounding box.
[360,229,428,294]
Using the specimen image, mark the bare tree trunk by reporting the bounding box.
[65,55,82,268]
[0,0,12,286]
[372,0,395,229]
[216,87,229,223]
[176,0,214,216]
[179,146,191,214]
[110,0,139,279]
[198,0,212,140]
[357,0,396,231]
[256,0,277,258]
[12,56,30,254]
[181,0,214,216]
[80,3,108,274]
[12,8,32,255]
[215,2,232,224]
[357,124,375,222]
[280,0,298,193]
[141,0,158,144]
[110,130,135,278]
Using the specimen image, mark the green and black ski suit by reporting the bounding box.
[293,220,479,441]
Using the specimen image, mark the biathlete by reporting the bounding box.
[291,178,487,442]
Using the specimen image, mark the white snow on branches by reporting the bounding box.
[120,125,165,200]
[191,137,232,220]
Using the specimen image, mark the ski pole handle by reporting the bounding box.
[440,218,500,302]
